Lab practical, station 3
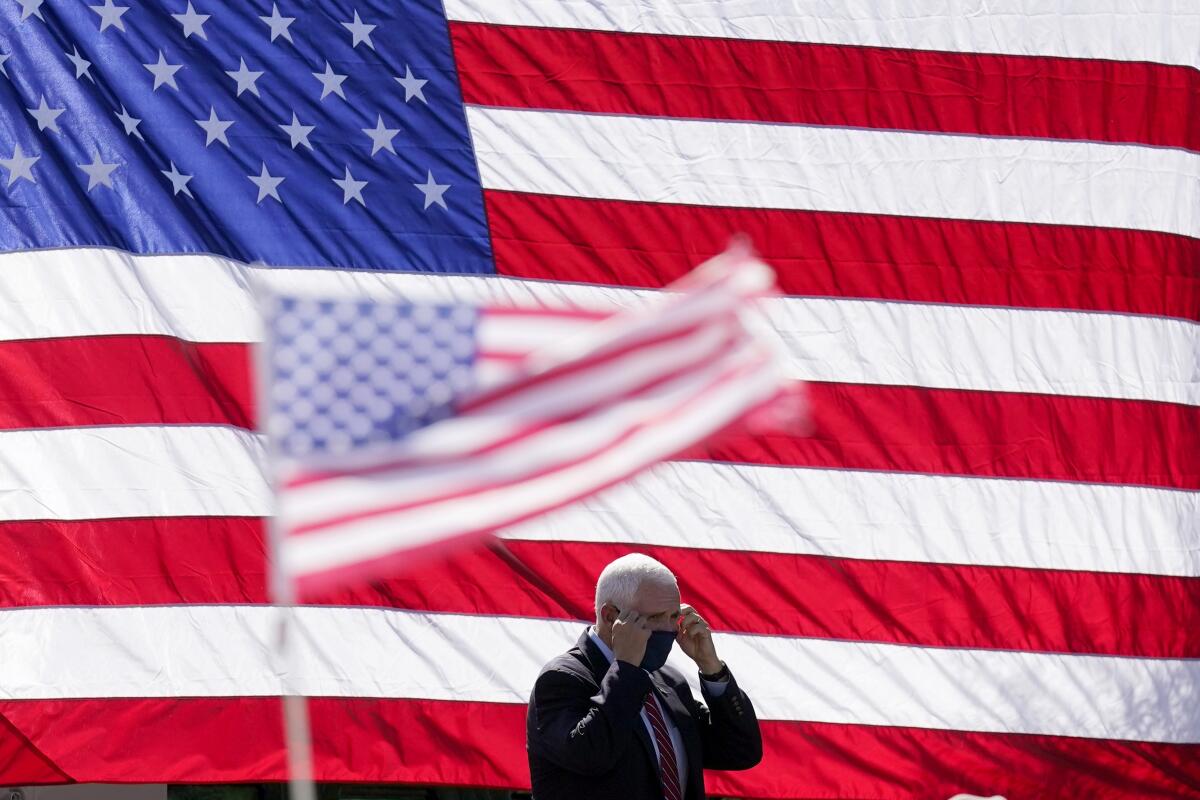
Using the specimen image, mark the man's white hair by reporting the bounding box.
[594,553,677,621]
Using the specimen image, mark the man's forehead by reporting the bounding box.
[634,581,680,611]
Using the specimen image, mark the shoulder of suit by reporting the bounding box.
[536,646,600,685]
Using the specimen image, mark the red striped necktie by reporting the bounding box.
[643,692,683,800]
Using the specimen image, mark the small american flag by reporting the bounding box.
[263,249,791,598]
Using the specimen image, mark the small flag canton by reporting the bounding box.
[267,295,478,460]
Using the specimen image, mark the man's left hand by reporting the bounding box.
[676,604,722,674]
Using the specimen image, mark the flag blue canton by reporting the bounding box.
[267,295,479,460]
[0,0,493,273]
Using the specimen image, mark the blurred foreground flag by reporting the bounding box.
[262,246,796,598]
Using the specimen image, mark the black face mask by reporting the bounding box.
[639,630,677,672]
[609,607,677,671]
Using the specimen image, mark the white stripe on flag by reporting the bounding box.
[2,249,1195,405]
[2,426,1194,578]
[465,106,1200,240]
[443,0,1200,69]
[4,605,1198,743]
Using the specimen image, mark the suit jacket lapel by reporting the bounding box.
[578,630,660,772]
[650,671,693,729]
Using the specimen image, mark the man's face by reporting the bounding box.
[629,580,682,633]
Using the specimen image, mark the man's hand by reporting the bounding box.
[677,604,722,674]
[611,609,652,666]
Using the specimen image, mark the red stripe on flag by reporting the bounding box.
[485,191,1200,320]
[699,382,1200,491]
[3,520,1197,658]
[2,337,1194,488]
[0,336,254,430]
[451,22,1200,152]
[2,698,1197,797]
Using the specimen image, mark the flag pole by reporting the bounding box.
[255,284,319,800]
[269,484,317,800]
[273,584,318,800]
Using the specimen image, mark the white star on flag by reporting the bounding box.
[27,96,64,133]
[395,66,427,104]
[114,105,144,140]
[226,58,264,97]
[0,144,39,186]
[17,0,45,22]
[160,162,194,198]
[89,0,130,32]
[279,112,315,150]
[144,51,183,91]
[312,61,347,100]
[77,151,120,191]
[259,3,295,43]
[248,163,284,204]
[362,115,399,156]
[333,166,367,206]
[413,170,449,210]
[341,10,376,50]
[195,107,234,147]
[65,46,95,82]
[171,1,209,38]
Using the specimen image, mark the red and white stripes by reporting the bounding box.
[445,3,1200,797]
[1,1,1198,797]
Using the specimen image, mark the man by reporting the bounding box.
[526,553,763,799]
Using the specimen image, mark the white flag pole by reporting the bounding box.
[273,576,318,800]
[255,282,319,800]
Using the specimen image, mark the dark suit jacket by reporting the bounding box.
[526,629,762,800]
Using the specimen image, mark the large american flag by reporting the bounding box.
[1,1,1197,798]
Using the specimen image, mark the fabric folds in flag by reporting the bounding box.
[0,1,1198,798]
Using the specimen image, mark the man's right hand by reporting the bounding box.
[611,609,652,667]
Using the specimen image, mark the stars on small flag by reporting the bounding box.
[396,66,427,104]
[77,151,120,191]
[312,61,347,100]
[279,111,315,150]
[89,0,130,33]
[260,3,295,43]
[0,144,39,186]
[65,46,95,82]
[249,163,285,204]
[161,161,194,198]
[27,95,65,133]
[341,10,376,50]
[114,104,144,140]
[413,170,449,210]
[144,51,183,91]
[333,166,367,206]
[195,107,234,147]
[226,58,264,97]
[172,1,210,39]
[362,115,399,156]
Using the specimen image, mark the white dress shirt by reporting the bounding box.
[588,627,729,797]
